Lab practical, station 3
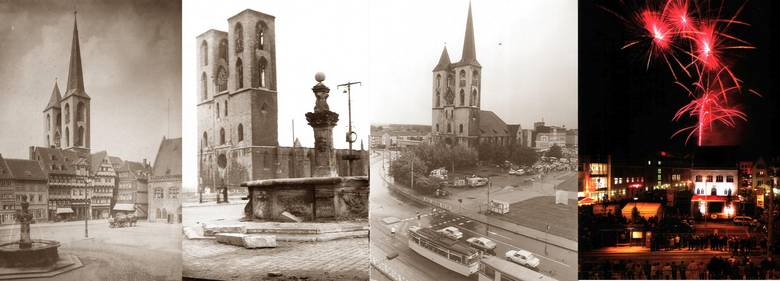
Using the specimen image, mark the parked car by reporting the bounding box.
[508,168,524,176]
[466,237,497,251]
[466,176,489,187]
[505,249,540,269]
[437,226,463,240]
[733,216,758,226]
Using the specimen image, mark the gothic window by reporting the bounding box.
[236,58,243,89]
[459,124,463,133]
[256,21,266,50]
[259,57,267,88]
[219,128,225,145]
[54,131,60,147]
[65,127,69,147]
[472,70,479,86]
[436,74,441,88]
[216,102,220,118]
[202,131,208,148]
[64,103,70,123]
[471,89,478,106]
[234,23,244,52]
[201,41,208,66]
[447,123,451,133]
[76,102,85,122]
[216,66,227,92]
[435,91,440,107]
[46,114,50,130]
[201,72,208,100]
[218,39,228,62]
[445,89,454,105]
[224,100,228,116]
[447,76,453,87]
[459,70,466,87]
[436,124,439,132]
[46,134,50,147]
[238,124,244,142]
[76,126,84,146]
[459,89,465,106]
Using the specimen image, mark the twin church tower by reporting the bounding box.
[43,12,91,155]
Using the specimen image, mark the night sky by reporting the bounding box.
[579,0,778,159]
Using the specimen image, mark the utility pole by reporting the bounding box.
[410,154,414,190]
[338,81,362,176]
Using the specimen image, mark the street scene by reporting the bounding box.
[368,1,577,280]
[579,0,780,279]
[181,1,370,280]
[0,0,182,280]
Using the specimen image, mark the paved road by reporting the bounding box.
[0,220,181,280]
[370,153,576,281]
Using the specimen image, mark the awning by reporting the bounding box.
[56,208,74,214]
[113,204,135,211]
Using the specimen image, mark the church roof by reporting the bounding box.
[152,137,182,177]
[45,81,62,110]
[457,2,480,67]
[64,12,89,99]
[433,46,452,72]
[479,110,509,137]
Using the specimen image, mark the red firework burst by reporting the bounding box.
[610,0,758,146]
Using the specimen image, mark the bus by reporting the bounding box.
[478,255,558,281]
[407,226,481,276]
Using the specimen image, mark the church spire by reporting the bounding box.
[65,11,88,98]
[433,46,451,71]
[459,1,479,66]
[45,79,62,110]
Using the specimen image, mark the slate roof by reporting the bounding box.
[479,110,509,136]
[152,137,182,177]
[4,159,47,181]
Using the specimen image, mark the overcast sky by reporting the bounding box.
[0,0,181,163]
[369,0,578,130]
[182,0,371,190]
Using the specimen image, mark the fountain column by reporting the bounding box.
[305,72,339,177]
[16,195,32,249]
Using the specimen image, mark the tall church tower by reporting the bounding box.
[432,2,482,146]
[44,80,63,148]
[59,12,91,154]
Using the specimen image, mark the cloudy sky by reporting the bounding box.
[182,0,370,190]
[369,0,578,130]
[0,0,181,163]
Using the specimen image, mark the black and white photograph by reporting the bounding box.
[0,0,182,280]
[368,0,577,281]
[181,0,370,280]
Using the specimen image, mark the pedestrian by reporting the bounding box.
[663,262,672,279]
[671,261,678,279]
[679,260,687,279]
[643,260,652,280]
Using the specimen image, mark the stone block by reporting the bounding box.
[243,235,277,248]
[215,233,246,247]
[202,224,244,236]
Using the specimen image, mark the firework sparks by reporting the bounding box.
[611,0,757,146]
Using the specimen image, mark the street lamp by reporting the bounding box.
[84,178,92,238]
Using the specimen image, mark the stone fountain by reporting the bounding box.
[0,195,61,267]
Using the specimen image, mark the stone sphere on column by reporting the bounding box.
[315,72,326,82]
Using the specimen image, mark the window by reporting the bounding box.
[459,124,463,133]
[436,74,441,88]
[472,70,479,86]
[219,39,228,61]
[259,57,267,88]
[435,124,439,132]
[216,66,227,92]
[224,100,228,116]
[256,21,266,50]
[727,176,734,183]
[167,187,179,199]
[64,103,70,123]
[202,132,208,148]
[234,23,244,52]
[716,175,724,182]
[220,128,225,145]
[153,188,163,199]
[201,72,208,100]
[435,91,440,107]
[238,124,244,142]
[695,175,702,182]
[706,175,713,182]
[216,102,220,118]
[459,89,465,106]
[65,127,70,147]
[459,70,466,87]
[470,89,477,106]
[236,58,243,89]
[76,102,85,122]
[201,41,208,65]
[447,123,451,133]
[46,114,50,130]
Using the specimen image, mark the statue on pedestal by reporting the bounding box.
[15,195,33,249]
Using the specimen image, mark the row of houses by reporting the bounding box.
[0,137,181,224]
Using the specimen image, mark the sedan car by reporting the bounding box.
[466,237,497,251]
[437,226,463,240]
[505,249,540,269]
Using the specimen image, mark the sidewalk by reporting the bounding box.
[380,173,578,252]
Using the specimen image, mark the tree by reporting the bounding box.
[389,153,428,187]
[546,144,563,158]
[509,145,539,167]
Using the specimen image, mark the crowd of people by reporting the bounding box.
[650,233,762,255]
[580,256,780,280]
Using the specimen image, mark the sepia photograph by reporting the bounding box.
[0,0,182,280]
[180,0,370,280]
[578,0,780,280]
[368,1,578,281]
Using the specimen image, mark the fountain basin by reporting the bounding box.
[0,240,60,268]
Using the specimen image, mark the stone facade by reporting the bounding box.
[0,155,49,224]
[148,137,182,223]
